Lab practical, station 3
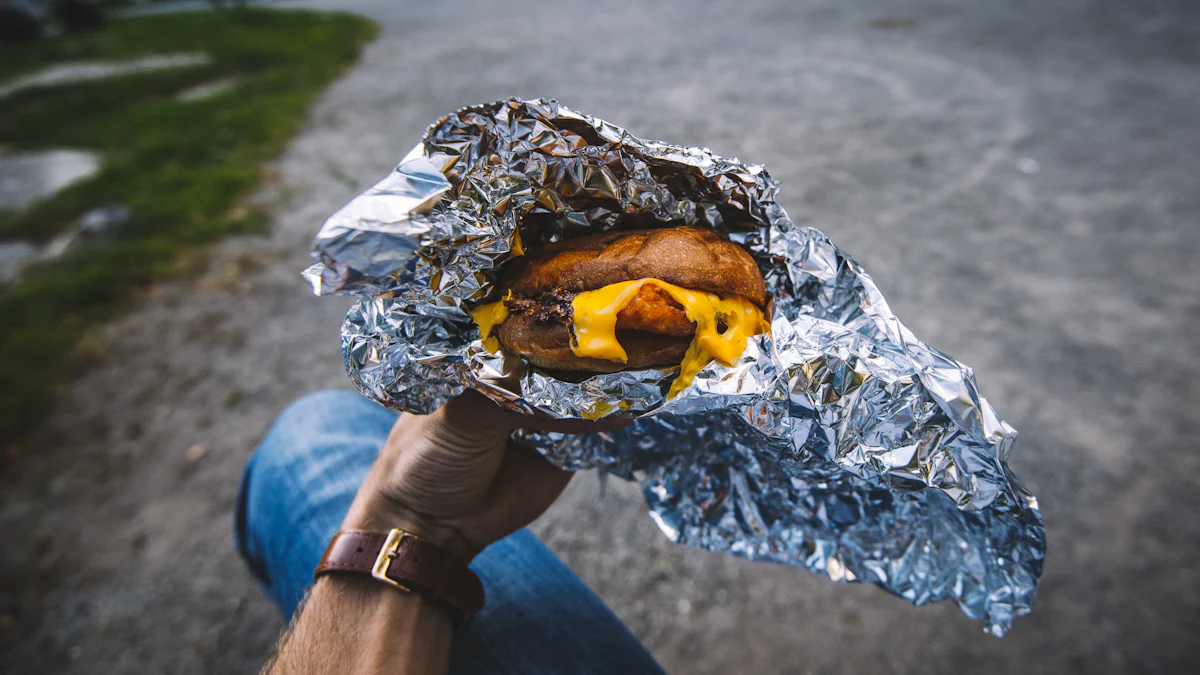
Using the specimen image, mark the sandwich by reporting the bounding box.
[471,226,769,397]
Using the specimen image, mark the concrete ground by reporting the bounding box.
[2,0,1199,672]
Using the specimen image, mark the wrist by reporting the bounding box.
[314,526,485,634]
[274,574,453,674]
[315,572,451,625]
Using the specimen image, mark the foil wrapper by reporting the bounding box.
[306,98,1045,636]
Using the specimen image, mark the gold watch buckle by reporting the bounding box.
[371,528,415,592]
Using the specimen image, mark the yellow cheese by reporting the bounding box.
[470,291,511,353]
[570,279,767,398]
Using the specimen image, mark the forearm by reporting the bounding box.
[264,575,453,675]
[265,467,459,675]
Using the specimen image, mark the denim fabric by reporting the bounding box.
[235,390,666,675]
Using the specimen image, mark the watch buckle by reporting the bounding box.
[371,528,414,592]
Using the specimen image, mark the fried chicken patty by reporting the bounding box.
[504,283,694,337]
[613,283,694,336]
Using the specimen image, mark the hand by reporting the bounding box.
[342,390,626,560]
[271,393,625,674]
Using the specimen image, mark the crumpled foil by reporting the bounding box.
[305,98,1045,636]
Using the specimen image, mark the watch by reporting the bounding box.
[314,528,485,630]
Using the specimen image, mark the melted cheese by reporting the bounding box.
[571,279,767,398]
[470,290,511,353]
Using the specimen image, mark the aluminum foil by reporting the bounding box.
[305,98,1045,636]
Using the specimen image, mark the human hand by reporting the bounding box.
[342,390,626,561]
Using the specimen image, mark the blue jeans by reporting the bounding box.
[235,390,666,675]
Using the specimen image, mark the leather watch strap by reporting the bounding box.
[314,529,484,628]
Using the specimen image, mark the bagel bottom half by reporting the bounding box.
[494,311,690,373]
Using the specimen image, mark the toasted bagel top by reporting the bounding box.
[498,227,767,307]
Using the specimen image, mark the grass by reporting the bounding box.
[0,9,377,442]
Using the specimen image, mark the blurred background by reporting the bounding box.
[1,0,1197,673]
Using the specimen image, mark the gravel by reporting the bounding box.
[2,0,1198,673]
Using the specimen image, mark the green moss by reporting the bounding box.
[0,9,378,441]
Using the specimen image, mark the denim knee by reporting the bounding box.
[235,392,365,574]
[234,389,397,600]
[252,390,374,471]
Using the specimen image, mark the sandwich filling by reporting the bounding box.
[472,278,767,397]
